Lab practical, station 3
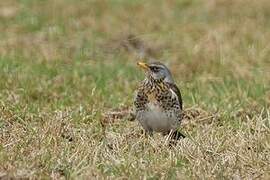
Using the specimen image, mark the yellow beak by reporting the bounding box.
[137,62,149,70]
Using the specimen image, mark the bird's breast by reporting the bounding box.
[146,101,162,112]
[142,102,177,132]
[147,92,157,104]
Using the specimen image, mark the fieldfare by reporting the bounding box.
[134,61,185,141]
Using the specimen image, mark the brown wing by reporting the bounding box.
[167,83,183,110]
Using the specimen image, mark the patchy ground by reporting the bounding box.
[0,0,269,179]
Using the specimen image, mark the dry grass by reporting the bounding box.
[0,0,270,179]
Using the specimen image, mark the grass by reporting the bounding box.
[0,0,270,179]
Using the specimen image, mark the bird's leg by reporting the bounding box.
[170,130,186,140]
[141,129,153,137]
[163,130,185,146]
[147,130,153,137]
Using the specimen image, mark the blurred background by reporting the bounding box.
[0,0,269,178]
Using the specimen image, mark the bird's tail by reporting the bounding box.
[167,130,186,147]
[171,130,186,140]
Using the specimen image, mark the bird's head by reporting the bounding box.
[137,61,174,83]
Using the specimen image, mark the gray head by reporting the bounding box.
[137,61,174,83]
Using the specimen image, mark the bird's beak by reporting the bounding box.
[137,62,149,70]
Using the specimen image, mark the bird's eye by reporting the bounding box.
[150,66,159,72]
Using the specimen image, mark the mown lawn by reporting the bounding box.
[0,0,269,179]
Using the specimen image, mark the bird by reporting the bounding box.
[134,61,185,141]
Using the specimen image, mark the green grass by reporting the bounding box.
[0,0,270,179]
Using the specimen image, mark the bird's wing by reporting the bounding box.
[167,83,183,110]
